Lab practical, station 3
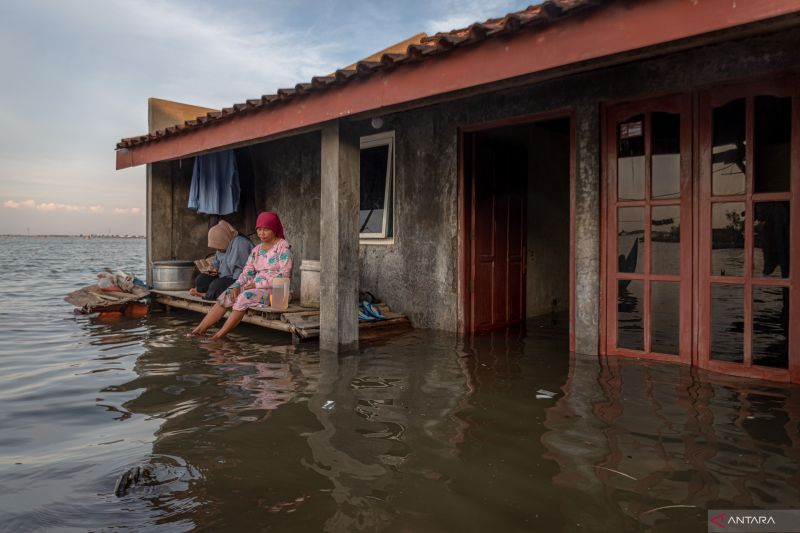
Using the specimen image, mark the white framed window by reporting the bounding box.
[359,131,394,240]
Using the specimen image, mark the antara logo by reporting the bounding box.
[709,512,726,528]
[710,512,777,528]
[728,516,776,525]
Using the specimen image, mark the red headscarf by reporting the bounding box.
[255,211,285,239]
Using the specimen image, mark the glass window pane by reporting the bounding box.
[754,96,791,193]
[651,205,680,275]
[712,99,746,196]
[712,202,745,277]
[617,207,643,274]
[651,281,680,355]
[752,286,789,368]
[711,284,744,363]
[753,201,790,278]
[360,145,390,235]
[618,114,645,200]
[651,112,681,200]
[618,280,643,351]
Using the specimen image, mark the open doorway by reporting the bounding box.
[462,116,572,335]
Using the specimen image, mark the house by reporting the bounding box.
[115,0,800,383]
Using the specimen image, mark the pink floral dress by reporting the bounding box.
[217,239,293,311]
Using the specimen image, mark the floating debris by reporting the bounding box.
[641,504,698,515]
[595,465,638,481]
[113,455,202,497]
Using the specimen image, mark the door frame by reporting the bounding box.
[458,108,576,347]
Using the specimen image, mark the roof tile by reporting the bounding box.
[117,0,604,149]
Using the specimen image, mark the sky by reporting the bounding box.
[0,0,531,236]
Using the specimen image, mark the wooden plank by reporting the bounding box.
[359,317,410,330]
[152,294,294,333]
[281,310,322,323]
[286,317,320,329]
[152,291,411,341]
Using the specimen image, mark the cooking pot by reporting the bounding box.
[151,260,196,290]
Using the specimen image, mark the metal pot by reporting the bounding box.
[151,260,196,290]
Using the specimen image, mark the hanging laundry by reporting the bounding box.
[188,150,240,215]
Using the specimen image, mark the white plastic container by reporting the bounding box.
[271,277,291,310]
[300,259,320,308]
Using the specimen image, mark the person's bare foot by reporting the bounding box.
[186,329,205,337]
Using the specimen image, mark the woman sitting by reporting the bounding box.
[190,212,292,339]
[191,220,253,301]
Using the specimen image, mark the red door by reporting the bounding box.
[698,80,800,382]
[470,135,527,331]
[605,95,693,363]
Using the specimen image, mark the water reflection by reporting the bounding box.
[712,99,746,196]
[543,353,800,531]
[753,201,790,279]
[6,297,799,531]
[711,284,745,362]
[618,282,644,351]
[103,313,799,531]
[712,203,745,277]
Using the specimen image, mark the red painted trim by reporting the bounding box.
[791,92,800,383]
[697,77,799,383]
[116,0,800,169]
[457,108,575,341]
[604,94,693,364]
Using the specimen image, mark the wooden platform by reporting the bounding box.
[150,290,411,344]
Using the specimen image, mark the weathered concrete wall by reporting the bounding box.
[148,159,208,266]
[247,133,322,296]
[573,102,600,355]
[526,121,571,318]
[354,109,459,331]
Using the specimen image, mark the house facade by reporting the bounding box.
[116,0,800,383]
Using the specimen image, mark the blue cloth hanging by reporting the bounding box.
[188,150,240,215]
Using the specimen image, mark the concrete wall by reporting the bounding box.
[147,28,800,353]
[149,159,207,266]
[526,121,571,318]
[247,133,322,297]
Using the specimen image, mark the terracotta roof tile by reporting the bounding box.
[117,0,604,149]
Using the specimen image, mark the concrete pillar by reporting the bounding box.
[320,120,360,352]
[573,102,601,356]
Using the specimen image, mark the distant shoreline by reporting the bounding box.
[0,234,145,239]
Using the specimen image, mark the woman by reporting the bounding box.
[190,212,292,339]
[191,220,253,301]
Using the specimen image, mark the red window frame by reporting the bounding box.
[697,78,800,383]
[604,94,694,364]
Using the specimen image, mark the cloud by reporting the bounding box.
[423,0,525,34]
[113,207,141,215]
[4,199,36,209]
[2,199,140,215]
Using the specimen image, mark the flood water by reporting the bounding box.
[0,236,798,532]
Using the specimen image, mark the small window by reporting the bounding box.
[359,131,394,239]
